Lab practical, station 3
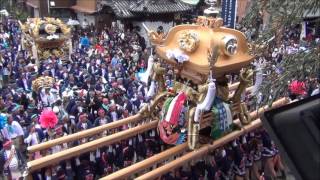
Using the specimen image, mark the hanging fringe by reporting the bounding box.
[146,81,156,98]
[194,81,216,123]
[141,54,154,85]
[253,58,264,95]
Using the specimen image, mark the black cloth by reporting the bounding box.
[0,149,5,174]
[76,161,95,180]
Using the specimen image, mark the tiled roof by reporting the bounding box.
[26,0,39,8]
[71,5,96,14]
[101,0,134,18]
[130,0,195,14]
[100,0,197,18]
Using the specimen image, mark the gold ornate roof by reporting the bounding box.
[19,18,71,60]
[148,16,254,77]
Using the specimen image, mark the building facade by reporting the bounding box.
[71,0,97,27]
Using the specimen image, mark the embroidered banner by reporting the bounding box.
[221,0,238,28]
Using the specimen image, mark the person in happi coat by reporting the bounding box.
[215,148,232,180]
[232,141,246,180]
[122,139,134,167]
[135,134,146,161]
[10,104,25,125]
[261,129,278,180]
[5,115,25,165]
[52,100,68,123]
[26,105,39,125]
[76,113,92,130]
[161,172,176,180]
[0,139,22,179]
[241,135,255,180]
[94,108,109,126]
[76,113,92,144]
[96,149,113,176]
[105,145,115,171]
[93,108,110,136]
[0,96,7,113]
[76,155,96,180]
[190,161,206,180]
[4,94,15,113]
[24,124,45,160]
[51,125,68,154]
[85,89,101,115]
[204,153,218,180]
[16,72,32,91]
[249,132,264,180]
[113,143,124,170]
[0,143,5,179]
[95,77,107,92]
[108,104,119,123]
[61,115,76,135]
[97,63,109,82]
[39,87,57,108]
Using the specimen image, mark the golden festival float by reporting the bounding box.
[19,17,72,100]
[19,17,72,65]
[23,2,289,179]
[136,15,254,149]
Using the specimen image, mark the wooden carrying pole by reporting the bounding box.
[100,97,288,180]
[101,143,188,180]
[27,120,158,172]
[27,83,245,153]
[136,119,262,180]
[28,114,141,153]
[135,98,289,180]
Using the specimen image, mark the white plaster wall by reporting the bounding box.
[34,8,39,18]
[77,12,96,27]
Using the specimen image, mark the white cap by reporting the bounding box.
[232,140,237,147]
[53,106,59,113]
[221,149,226,157]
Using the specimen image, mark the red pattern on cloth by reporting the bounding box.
[168,92,187,126]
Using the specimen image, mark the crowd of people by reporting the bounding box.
[162,129,286,180]
[237,22,320,110]
[0,14,318,180]
[0,17,156,179]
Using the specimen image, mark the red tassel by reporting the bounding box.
[289,80,306,95]
[169,92,187,126]
[39,109,58,128]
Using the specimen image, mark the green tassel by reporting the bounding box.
[161,97,174,120]
[210,106,222,139]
